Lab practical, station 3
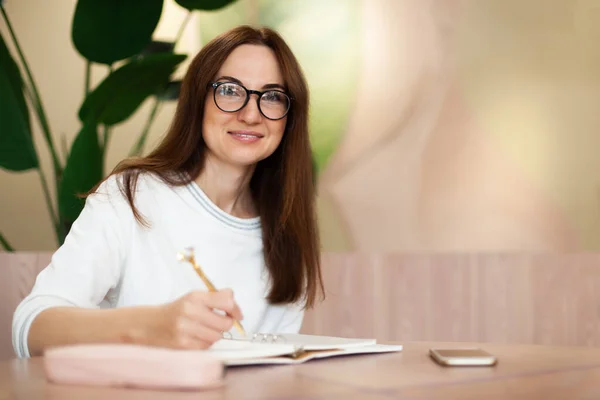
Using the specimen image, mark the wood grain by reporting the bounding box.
[2,252,600,362]
[2,342,600,399]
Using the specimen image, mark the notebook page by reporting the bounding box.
[235,334,377,351]
[224,344,403,366]
[278,334,376,350]
[207,339,297,361]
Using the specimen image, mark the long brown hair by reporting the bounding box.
[102,26,323,308]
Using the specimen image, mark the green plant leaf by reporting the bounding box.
[58,121,102,224]
[71,0,164,64]
[175,0,237,11]
[0,31,37,171]
[78,53,186,125]
[0,230,15,252]
[139,40,175,56]
[157,80,182,101]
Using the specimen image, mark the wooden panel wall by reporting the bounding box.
[301,253,600,347]
[0,252,52,361]
[2,252,599,360]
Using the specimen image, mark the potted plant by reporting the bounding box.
[0,0,237,251]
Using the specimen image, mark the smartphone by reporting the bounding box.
[429,348,497,367]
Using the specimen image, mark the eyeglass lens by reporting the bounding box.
[214,82,290,120]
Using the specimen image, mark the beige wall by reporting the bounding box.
[319,0,600,252]
[3,0,600,252]
[0,0,201,250]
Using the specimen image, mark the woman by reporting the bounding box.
[12,25,323,358]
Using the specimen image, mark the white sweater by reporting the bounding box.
[12,172,304,358]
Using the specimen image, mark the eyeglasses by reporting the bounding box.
[210,81,291,121]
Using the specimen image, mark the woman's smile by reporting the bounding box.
[228,130,264,143]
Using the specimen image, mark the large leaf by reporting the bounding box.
[0,230,15,252]
[0,32,37,171]
[175,0,237,11]
[58,121,102,224]
[157,80,182,101]
[78,53,186,125]
[139,40,175,56]
[72,0,164,64]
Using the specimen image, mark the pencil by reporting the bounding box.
[177,248,246,336]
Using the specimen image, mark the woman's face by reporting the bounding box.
[202,44,288,168]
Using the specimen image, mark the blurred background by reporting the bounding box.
[2,0,600,253]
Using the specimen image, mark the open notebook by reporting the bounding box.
[206,334,403,366]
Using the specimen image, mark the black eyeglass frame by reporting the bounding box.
[209,81,292,121]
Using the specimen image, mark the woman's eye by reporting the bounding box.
[263,91,285,103]
[219,84,242,96]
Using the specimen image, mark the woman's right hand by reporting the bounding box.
[135,289,244,350]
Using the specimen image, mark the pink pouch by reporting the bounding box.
[43,344,225,391]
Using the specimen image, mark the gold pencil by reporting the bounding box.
[177,247,246,337]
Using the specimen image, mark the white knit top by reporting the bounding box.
[12,172,304,358]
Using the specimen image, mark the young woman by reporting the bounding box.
[12,25,323,358]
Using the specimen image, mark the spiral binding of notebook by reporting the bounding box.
[222,332,286,343]
[250,333,286,343]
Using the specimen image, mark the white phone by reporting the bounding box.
[429,348,497,367]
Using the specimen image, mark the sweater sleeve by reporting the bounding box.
[12,175,133,358]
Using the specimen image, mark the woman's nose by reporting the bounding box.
[237,95,262,124]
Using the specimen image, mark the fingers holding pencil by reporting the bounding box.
[177,249,246,337]
[203,288,244,323]
[139,290,244,350]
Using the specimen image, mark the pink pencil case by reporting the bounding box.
[43,344,225,391]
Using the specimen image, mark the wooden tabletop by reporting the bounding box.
[2,341,600,399]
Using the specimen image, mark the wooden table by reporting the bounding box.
[2,342,600,399]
